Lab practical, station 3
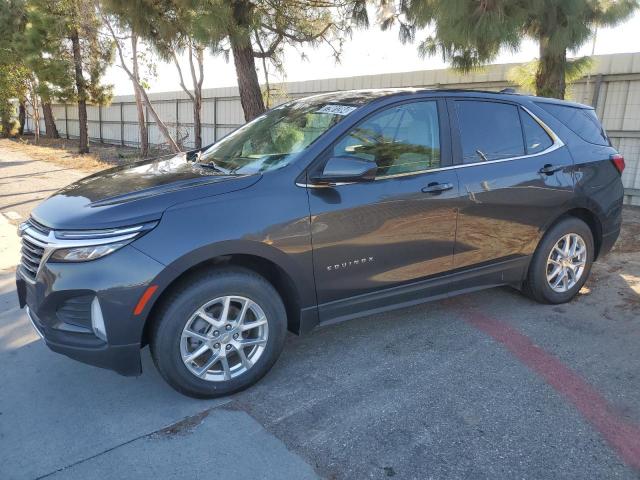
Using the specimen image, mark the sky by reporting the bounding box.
[105,10,640,97]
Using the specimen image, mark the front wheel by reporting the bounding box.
[150,267,287,398]
[524,217,594,304]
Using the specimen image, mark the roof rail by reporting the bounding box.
[500,88,517,94]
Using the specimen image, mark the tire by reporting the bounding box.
[150,267,287,398]
[524,217,594,304]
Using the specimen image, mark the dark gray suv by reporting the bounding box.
[16,89,624,398]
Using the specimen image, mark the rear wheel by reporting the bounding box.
[150,267,287,398]
[524,217,594,304]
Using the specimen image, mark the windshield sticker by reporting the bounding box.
[316,104,357,116]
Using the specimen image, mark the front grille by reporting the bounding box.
[19,219,50,281]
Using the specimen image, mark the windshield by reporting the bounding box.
[197,98,358,174]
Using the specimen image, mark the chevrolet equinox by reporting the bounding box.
[16,89,624,398]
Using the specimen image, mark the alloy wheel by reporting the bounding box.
[180,296,269,381]
[546,233,587,293]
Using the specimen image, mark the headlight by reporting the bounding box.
[47,222,157,263]
[49,242,129,262]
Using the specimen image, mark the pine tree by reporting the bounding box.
[25,0,114,153]
[395,0,638,99]
[104,0,365,123]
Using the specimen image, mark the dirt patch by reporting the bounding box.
[613,222,640,254]
[612,206,640,254]
[0,136,166,173]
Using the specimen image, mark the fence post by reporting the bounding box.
[64,104,69,139]
[213,97,218,142]
[120,102,124,146]
[145,103,150,148]
[176,98,180,146]
[591,74,604,109]
[98,105,103,143]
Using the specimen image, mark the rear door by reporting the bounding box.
[306,99,460,320]
[448,98,574,272]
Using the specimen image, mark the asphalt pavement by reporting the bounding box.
[1,140,639,479]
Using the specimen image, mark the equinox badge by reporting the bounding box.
[327,257,374,272]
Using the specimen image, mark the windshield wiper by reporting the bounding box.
[192,152,230,174]
[197,162,227,174]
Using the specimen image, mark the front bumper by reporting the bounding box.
[17,244,165,376]
[26,306,142,376]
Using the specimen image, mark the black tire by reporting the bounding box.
[150,267,287,398]
[524,217,594,304]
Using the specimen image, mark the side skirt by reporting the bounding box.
[314,256,530,329]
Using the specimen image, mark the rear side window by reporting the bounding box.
[520,109,553,154]
[455,101,525,163]
[536,102,609,146]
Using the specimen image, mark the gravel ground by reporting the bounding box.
[0,143,639,480]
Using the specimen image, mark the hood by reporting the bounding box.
[31,154,261,230]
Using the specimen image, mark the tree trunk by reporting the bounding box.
[18,99,26,135]
[193,90,202,148]
[190,45,204,149]
[536,37,566,99]
[134,84,180,153]
[1,113,12,138]
[230,2,265,121]
[131,35,148,157]
[42,102,59,138]
[133,84,148,157]
[29,80,40,144]
[70,28,89,153]
[175,44,205,149]
[230,35,265,121]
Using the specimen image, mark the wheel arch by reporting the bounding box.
[139,241,318,345]
[542,206,604,259]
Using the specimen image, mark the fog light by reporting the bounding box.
[91,297,107,341]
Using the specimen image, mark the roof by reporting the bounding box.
[299,88,594,109]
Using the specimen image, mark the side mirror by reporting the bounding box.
[310,156,377,185]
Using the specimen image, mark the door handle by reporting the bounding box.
[539,164,563,175]
[421,182,454,194]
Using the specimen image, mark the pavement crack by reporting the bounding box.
[34,399,233,479]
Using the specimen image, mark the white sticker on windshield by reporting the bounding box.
[316,104,357,116]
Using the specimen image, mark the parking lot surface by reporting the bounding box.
[1,142,639,479]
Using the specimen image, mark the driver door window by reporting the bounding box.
[332,101,441,177]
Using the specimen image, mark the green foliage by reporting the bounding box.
[178,0,357,64]
[407,0,638,69]
[24,0,114,105]
[0,0,114,120]
[0,63,27,136]
[396,0,639,98]
[0,1,30,133]
[508,56,594,98]
[102,0,367,120]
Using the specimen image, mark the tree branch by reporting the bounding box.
[252,34,284,58]
[259,21,333,44]
[174,50,195,101]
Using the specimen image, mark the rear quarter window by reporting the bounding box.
[519,108,553,154]
[536,102,610,146]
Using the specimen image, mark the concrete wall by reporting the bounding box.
[24,52,640,205]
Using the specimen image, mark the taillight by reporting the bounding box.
[610,154,625,174]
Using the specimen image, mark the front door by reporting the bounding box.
[306,99,460,321]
